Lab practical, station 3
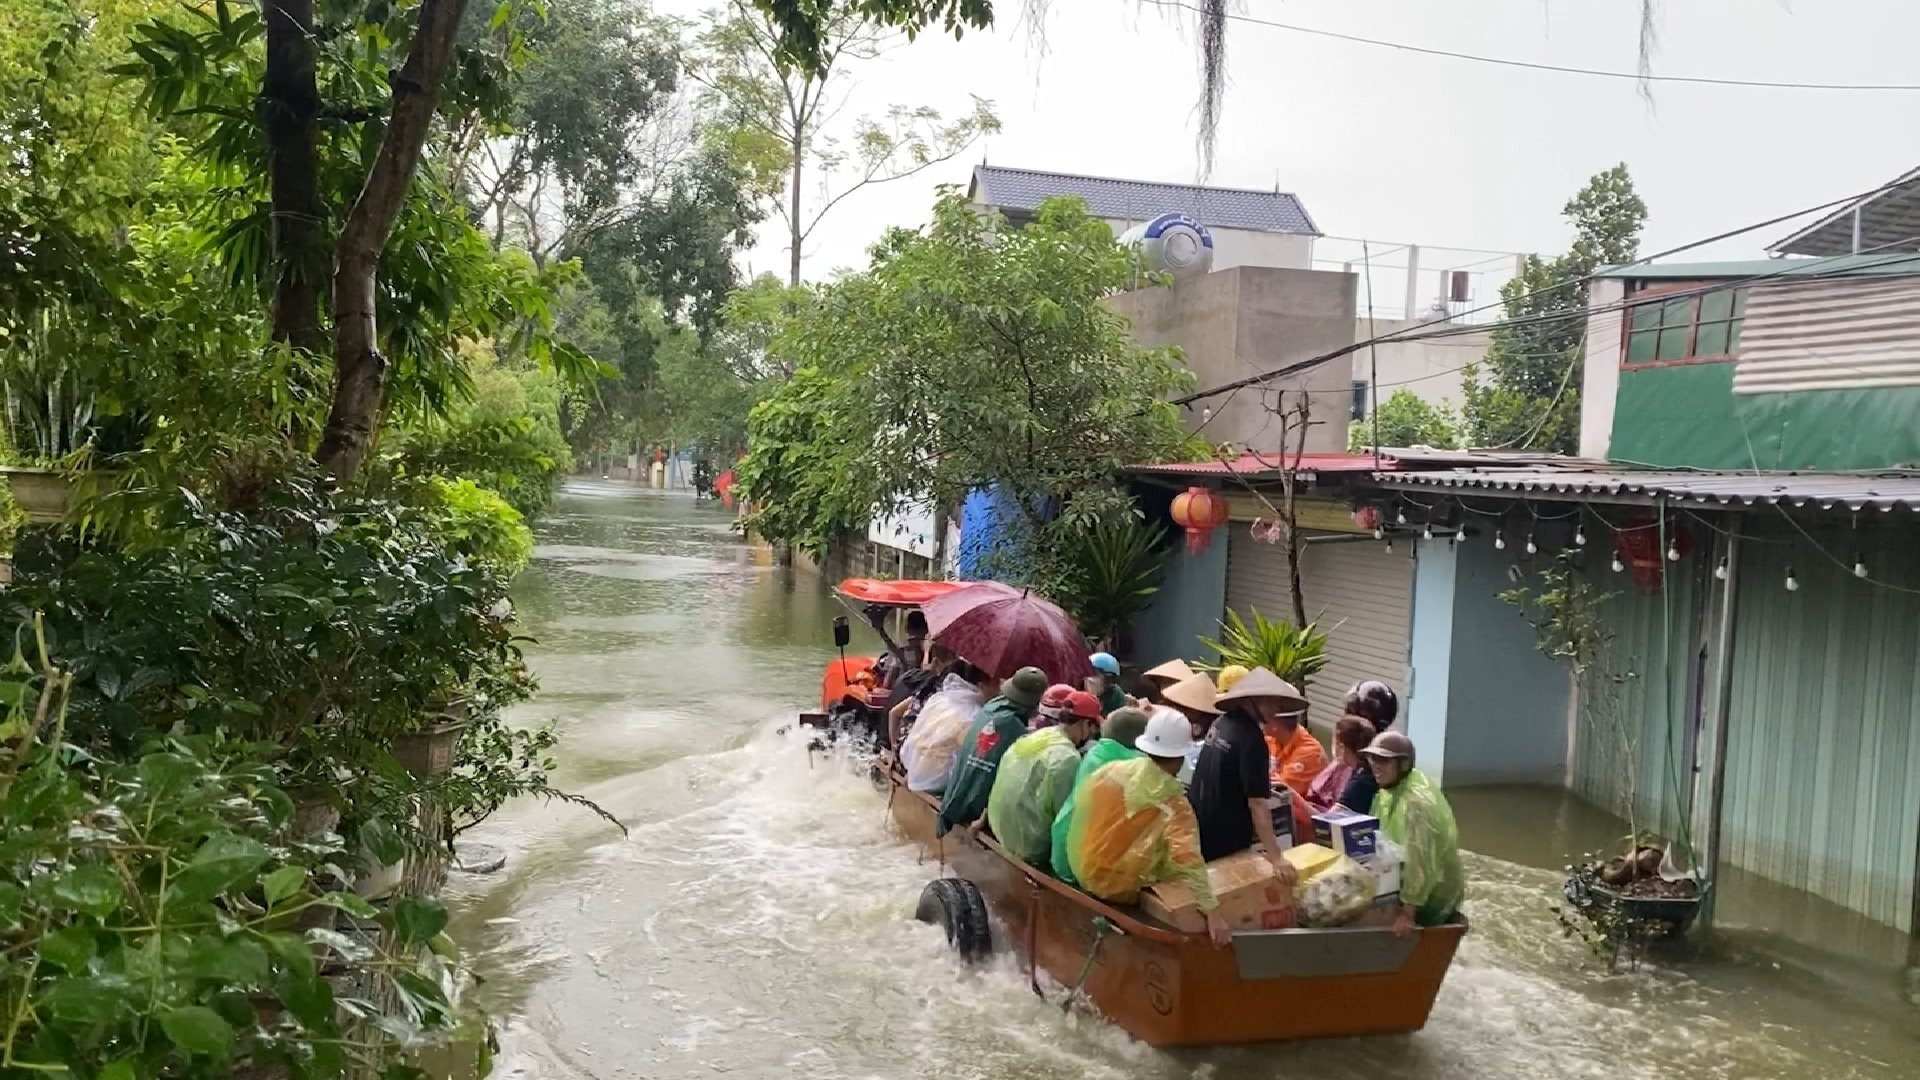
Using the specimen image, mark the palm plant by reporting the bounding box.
[1198,607,1331,687]
[1053,513,1171,650]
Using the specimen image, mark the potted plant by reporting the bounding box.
[1505,554,1703,968]
[1198,607,1331,687]
[1051,511,1172,655]
[395,696,472,780]
[0,335,138,523]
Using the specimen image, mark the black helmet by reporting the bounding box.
[1343,680,1399,729]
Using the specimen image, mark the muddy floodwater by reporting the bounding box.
[446,484,1920,1080]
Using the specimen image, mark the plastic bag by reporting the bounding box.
[1294,852,1378,927]
[901,684,983,792]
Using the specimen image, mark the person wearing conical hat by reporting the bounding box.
[1141,658,1197,701]
[1159,673,1221,786]
[1187,669,1311,895]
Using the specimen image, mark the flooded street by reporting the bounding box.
[447,485,1920,1080]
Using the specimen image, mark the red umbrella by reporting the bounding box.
[921,582,1093,685]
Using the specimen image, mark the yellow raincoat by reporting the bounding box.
[1060,757,1215,912]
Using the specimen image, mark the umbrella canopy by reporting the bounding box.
[921,582,1093,685]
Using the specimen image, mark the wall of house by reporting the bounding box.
[1441,537,1576,787]
[1717,516,1920,932]
[1130,535,1228,673]
[1401,532,1576,788]
[1355,318,1487,414]
[1111,266,1357,456]
[1097,218,1314,272]
[1403,538,1458,783]
[1578,279,1627,460]
[1609,363,1920,470]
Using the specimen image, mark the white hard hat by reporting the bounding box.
[1135,707,1199,759]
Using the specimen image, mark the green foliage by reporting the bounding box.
[1462,164,1646,453]
[697,0,999,285]
[1349,389,1462,452]
[1198,608,1331,687]
[738,192,1195,557]
[424,477,535,578]
[399,347,571,519]
[0,633,462,1075]
[1045,510,1172,649]
[9,481,516,756]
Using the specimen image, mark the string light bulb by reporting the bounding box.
[1714,559,1728,581]
[1423,523,1434,541]
[1384,537,1394,553]
[1372,525,1384,540]
[1784,567,1799,592]
[1666,538,1681,562]
[1574,525,1588,547]
[1525,534,1538,555]
[1493,531,1506,551]
[1396,506,1408,526]
[1611,555,1625,573]
[1853,555,1869,579]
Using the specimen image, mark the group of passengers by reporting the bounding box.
[890,640,1464,943]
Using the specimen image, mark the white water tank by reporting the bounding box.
[1121,212,1215,280]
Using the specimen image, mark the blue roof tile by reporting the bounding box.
[970,165,1320,236]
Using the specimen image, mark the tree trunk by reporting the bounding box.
[787,130,804,288]
[261,0,325,359]
[315,0,473,484]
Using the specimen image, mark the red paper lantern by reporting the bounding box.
[1171,486,1230,554]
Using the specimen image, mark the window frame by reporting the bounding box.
[1619,279,1748,370]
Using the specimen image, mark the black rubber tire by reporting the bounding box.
[914,877,993,962]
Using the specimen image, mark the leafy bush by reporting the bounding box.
[425,476,535,579]
[1199,608,1331,687]
[1045,511,1171,650]
[0,630,462,1075]
[10,481,514,758]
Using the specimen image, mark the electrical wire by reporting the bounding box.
[1173,172,1920,409]
[1175,239,1920,410]
[1145,0,1920,92]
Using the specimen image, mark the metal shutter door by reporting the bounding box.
[1225,532,1413,726]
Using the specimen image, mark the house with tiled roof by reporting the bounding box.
[966,164,1321,273]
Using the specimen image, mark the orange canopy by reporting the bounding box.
[835,578,968,607]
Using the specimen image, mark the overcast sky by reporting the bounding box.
[680,0,1920,289]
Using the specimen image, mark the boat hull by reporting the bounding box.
[887,782,1464,1047]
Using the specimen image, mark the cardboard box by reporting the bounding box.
[1312,809,1378,859]
[1360,851,1400,906]
[1142,850,1297,933]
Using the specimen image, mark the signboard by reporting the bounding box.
[869,501,939,559]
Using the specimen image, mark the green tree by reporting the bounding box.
[696,0,998,286]
[737,192,1196,559]
[1461,164,1646,453]
[1350,388,1463,452]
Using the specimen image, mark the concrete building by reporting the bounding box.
[1350,315,1489,413]
[967,164,1320,272]
[1110,267,1358,455]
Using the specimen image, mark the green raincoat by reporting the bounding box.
[1049,738,1141,884]
[985,728,1082,867]
[935,696,1031,836]
[1058,757,1215,912]
[1372,766,1465,925]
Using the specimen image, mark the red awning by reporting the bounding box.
[835,578,970,606]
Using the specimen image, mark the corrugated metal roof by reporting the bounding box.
[1134,452,1396,479]
[1594,253,1920,281]
[1735,275,1920,394]
[1374,467,1920,510]
[971,165,1321,236]
[1769,164,1920,258]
